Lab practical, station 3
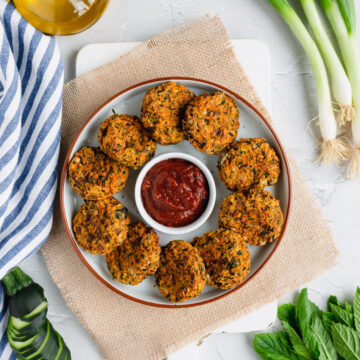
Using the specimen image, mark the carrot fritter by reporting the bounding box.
[192,229,251,290]
[141,82,195,145]
[68,146,129,200]
[183,91,239,154]
[98,114,157,169]
[106,222,161,285]
[218,138,280,192]
[219,189,283,246]
[73,198,130,255]
[155,240,206,303]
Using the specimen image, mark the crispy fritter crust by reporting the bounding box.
[141,82,195,145]
[219,189,283,246]
[183,91,239,154]
[98,114,157,169]
[155,240,206,303]
[106,222,161,285]
[68,146,129,200]
[218,138,280,191]
[73,198,130,255]
[192,229,250,290]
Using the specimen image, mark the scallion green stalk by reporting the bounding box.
[268,0,349,164]
[300,0,354,126]
[319,0,360,177]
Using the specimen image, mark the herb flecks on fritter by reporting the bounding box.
[106,222,161,285]
[219,189,283,246]
[218,138,280,192]
[98,114,156,169]
[183,91,239,154]
[141,81,195,145]
[73,197,130,255]
[155,240,206,303]
[68,146,129,200]
[192,229,251,290]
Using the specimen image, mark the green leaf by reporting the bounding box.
[253,332,300,360]
[303,326,319,359]
[337,0,356,34]
[302,315,337,360]
[354,288,360,332]
[328,295,346,311]
[332,322,360,360]
[308,315,337,360]
[296,289,321,335]
[346,302,354,314]
[282,321,314,360]
[330,303,355,329]
[278,304,297,327]
[279,303,313,359]
[322,312,337,334]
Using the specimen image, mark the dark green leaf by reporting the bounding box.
[308,315,337,360]
[322,312,337,334]
[303,326,319,359]
[296,289,321,335]
[282,321,314,360]
[332,322,360,360]
[345,302,354,313]
[253,332,300,360]
[302,315,336,360]
[278,304,297,328]
[328,295,345,311]
[354,288,360,332]
[330,303,355,329]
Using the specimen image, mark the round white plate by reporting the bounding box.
[60,77,291,308]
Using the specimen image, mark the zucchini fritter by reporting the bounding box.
[218,138,280,192]
[155,240,206,303]
[219,189,283,246]
[68,146,129,200]
[73,198,130,255]
[183,91,239,154]
[192,229,251,290]
[106,222,161,285]
[141,82,195,145]
[98,114,157,169]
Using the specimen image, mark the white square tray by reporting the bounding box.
[76,40,276,359]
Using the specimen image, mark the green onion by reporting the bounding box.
[268,0,349,165]
[319,0,360,177]
[300,0,354,126]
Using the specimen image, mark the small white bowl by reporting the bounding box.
[135,152,216,235]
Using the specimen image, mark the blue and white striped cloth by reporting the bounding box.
[0,1,63,358]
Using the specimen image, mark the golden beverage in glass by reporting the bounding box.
[13,0,110,35]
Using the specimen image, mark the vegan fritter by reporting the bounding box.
[106,222,161,285]
[192,229,251,290]
[141,82,195,145]
[219,189,283,246]
[183,91,239,154]
[218,138,280,192]
[98,114,157,169]
[155,240,206,303]
[68,146,129,200]
[73,197,130,255]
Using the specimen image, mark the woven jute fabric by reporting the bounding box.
[42,15,339,360]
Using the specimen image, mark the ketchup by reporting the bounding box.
[141,158,209,227]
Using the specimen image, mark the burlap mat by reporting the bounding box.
[42,15,339,360]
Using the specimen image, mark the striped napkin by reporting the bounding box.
[0,1,63,358]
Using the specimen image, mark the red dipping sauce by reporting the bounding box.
[141,158,209,227]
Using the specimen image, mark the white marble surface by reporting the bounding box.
[20,0,360,359]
